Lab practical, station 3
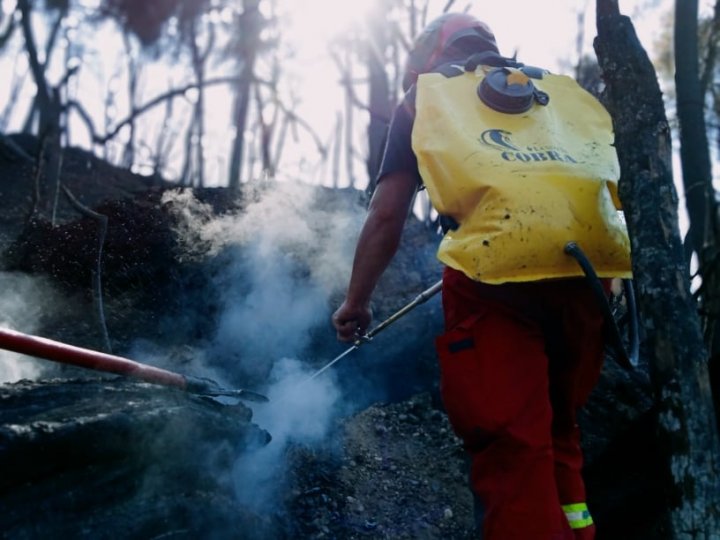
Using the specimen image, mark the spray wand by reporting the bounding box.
[308,279,443,381]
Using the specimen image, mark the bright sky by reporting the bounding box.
[282,0,670,69]
[272,0,675,185]
[0,0,682,187]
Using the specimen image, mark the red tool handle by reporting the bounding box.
[0,327,187,388]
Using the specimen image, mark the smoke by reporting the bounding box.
[212,242,329,381]
[165,183,362,382]
[164,182,364,514]
[126,339,230,390]
[0,272,59,383]
[232,357,341,512]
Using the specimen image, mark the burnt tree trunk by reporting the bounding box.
[676,0,720,432]
[227,0,261,190]
[594,2,720,537]
[676,0,716,260]
[364,1,394,197]
[18,0,62,219]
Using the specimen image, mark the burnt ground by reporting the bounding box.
[0,135,666,539]
[0,371,662,540]
[285,393,476,540]
[281,361,664,540]
[0,377,273,540]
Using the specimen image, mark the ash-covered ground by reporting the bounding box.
[284,392,476,540]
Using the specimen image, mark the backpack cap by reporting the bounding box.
[403,13,499,91]
[478,67,549,113]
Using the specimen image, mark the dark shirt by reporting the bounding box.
[376,87,422,186]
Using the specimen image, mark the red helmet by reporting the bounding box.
[402,13,498,91]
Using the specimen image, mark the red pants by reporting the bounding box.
[436,267,604,539]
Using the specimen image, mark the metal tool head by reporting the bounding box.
[184,375,269,402]
[200,387,269,402]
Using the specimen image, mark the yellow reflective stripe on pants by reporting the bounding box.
[562,502,594,529]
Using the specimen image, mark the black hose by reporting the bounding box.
[622,278,640,366]
[564,242,639,370]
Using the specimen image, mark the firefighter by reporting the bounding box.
[332,12,631,540]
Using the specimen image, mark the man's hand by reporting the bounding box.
[332,301,372,342]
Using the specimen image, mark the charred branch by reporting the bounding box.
[43,8,65,64]
[121,32,138,168]
[675,0,716,265]
[61,185,111,353]
[0,11,15,48]
[283,109,326,158]
[95,76,242,145]
[66,99,99,143]
[252,83,274,178]
[17,0,52,134]
[675,0,720,431]
[227,0,263,190]
[0,133,34,163]
[701,0,720,95]
[0,62,28,132]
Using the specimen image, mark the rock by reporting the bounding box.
[282,393,475,539]
[0,377,274,538]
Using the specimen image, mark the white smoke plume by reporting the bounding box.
[164,182,365,513]
[232,357,341,512]
[164,183,362,382]
[0,272,60,383]
[165,183,360,288]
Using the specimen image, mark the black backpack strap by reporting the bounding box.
[431,52,546,83]
[464,51,513,71]
[431,53,512,80]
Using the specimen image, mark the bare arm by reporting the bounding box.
[332,171,418,341]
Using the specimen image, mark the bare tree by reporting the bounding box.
[17,0,69,219]
[364,0,394,196]
[0,7,16,48]
[594,0,720,536]
[0,52,29,133]
[678,0,720,424]
[331,43,361,188]
[227,0,263,189]
[177,3,216,187]
[120,32,140,168]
